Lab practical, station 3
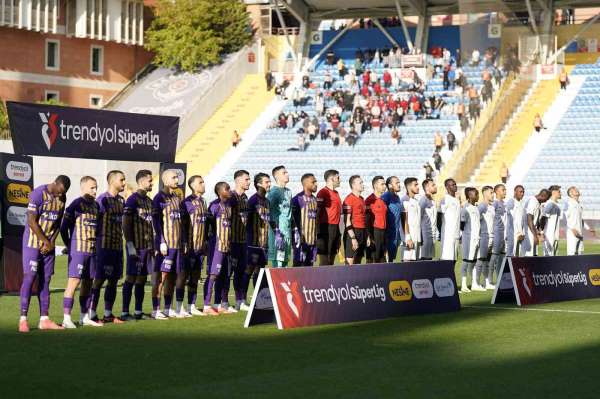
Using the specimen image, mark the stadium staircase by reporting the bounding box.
[175,75,274,178]
[472,79,559,185]
[215,60,492,198]
[523,59,600,217]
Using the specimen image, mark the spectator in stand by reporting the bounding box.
[534,113,544,132]
[326,50,335,65]
[470,49,480,66]
[232,130,241,147]
[447,131,456,151]
[434,131,444,152]
[355,57,364,76]
[500,163,509,184]
[337,58,347,78]
[383,70,392,88]
[455,48,461,66]
[391,127,401,144]
[323,71,332,90]
[265,71,273,91]
[559,69,569,90]
[468,86,481,120]
[302,74,310,89]
[443,64,451,90]
[432,152,443,171]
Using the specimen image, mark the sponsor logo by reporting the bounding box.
[6,183,31,204]
[7,206,27,226]
[29,260,38,272]
[518,268,533,297]
[434,278,455,297]
[388,280,412,301]
[280,281,301,318]
[588,269,600,286]
[530,269,588,289]
[38,111,161,151]
[5,161,32,182]
[412,279,434,299]
[255,288,273,310]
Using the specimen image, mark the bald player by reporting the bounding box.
[152,169,187,318]
[19,175,70,333]
[122,170,155,320]
[506,185,525,257]
[89,170,126,324]
[420,179,438,260]
[440,179,461,261]
[402,177,421,261]
[522,189,550,257]
[268,165,293,267]
[61,176,102,328]
[541,185,562,256]
[292,174,319,266]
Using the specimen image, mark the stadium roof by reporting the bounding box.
[280,0,600,19]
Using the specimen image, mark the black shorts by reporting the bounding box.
[317,223,341,256]
[344,228,367,259]
[366,228,386,262]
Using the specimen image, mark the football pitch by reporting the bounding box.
[2,243,600,399]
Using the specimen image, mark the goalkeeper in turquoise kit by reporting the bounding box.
[268,165,292,267]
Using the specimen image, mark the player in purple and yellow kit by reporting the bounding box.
[89,170,126,324]
[61,176,102,328]
[228,170,250,312]
[241,172,271,308]
[18,175,70,333]
[152,169,187,318]
[122,170,155,320]
[182,175,209,316]
[206,182,232,315]
[291,174,319,266]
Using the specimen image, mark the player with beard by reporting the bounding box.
[522,189,550,256]
[506,185,525,257]
[366,176,388,263]
[316,170,342,266]
[486,184,507,289]
[268,166,293,267]
[292,174,319,266]
[228,170,251,312]
[402,177,421,261]
[381,176,404,262]
[343,175,369,265]
[419,179,438,260]
[440,179,461,261]
[460,187,481,293]
[474,186,494,293]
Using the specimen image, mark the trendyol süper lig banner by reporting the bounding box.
[245,260,461,330]
[492,255,600,306]
[7,101,179,162]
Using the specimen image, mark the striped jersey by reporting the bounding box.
[184,194,209,253]
[123,191,154,250]
[96,192,124,251]
[23,184,65,250]
[62,196,99,254]
[209,199,232,253]
[292,192,318,246]
[247,193,270,249]
[152,191,184,249]
[229,191,248,244]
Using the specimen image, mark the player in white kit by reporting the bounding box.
[402,177,421,261]
[564,186,588,255]
[541,185,562,256]
[488,184,507,289]
[419,179,438,260]
[522,189,550,257]
[460,187,481,293]
[475,186,494,289]
[440,179,460,261]
[506,185,526,257]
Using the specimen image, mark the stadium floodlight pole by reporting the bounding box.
[271,0,299,69]
[372,18,401,48]
[547,11,600,65]
[302,19,356,74]
[395,0,414,52]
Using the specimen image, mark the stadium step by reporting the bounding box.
[472,79,560,186]
[175,74,274,178]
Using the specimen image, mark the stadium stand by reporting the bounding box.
[522,59,600,216]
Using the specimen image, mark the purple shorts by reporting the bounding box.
[207,249,227,276]
[95,249,123,280]
[156,248,185,274]
[22,247,55,277]
[126,249,154,277]
[247,246,267,268]
[230,242,247,276]
[187,251,205,272]
[68,251,96,279]
[293,243,317,267]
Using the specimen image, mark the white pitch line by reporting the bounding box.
[463,305,600,315]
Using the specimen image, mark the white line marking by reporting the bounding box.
[464,305,600,315]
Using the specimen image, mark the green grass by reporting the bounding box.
[2,242,600,398]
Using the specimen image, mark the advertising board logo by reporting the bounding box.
[6,161,32,182]
[280,281,301,318]
[434,278,455,297]
[588,269,600,286]
[412,279,434,299]
[388,280,412,301]
[7,206,27,226]
[39,112,59,150]
[7,183,31,204]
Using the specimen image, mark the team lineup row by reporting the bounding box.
[16,166,588,332]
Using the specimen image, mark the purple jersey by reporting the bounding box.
[62,196,99,254]
[123,191,153,250]
[246,193,270,249]
[229,191,248,244]
[96,192,124,251]
[184,194,209,253]
[23,184,66,250]
[292,192,318,246]
[209,199,232,253]
[152,191,184,249]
